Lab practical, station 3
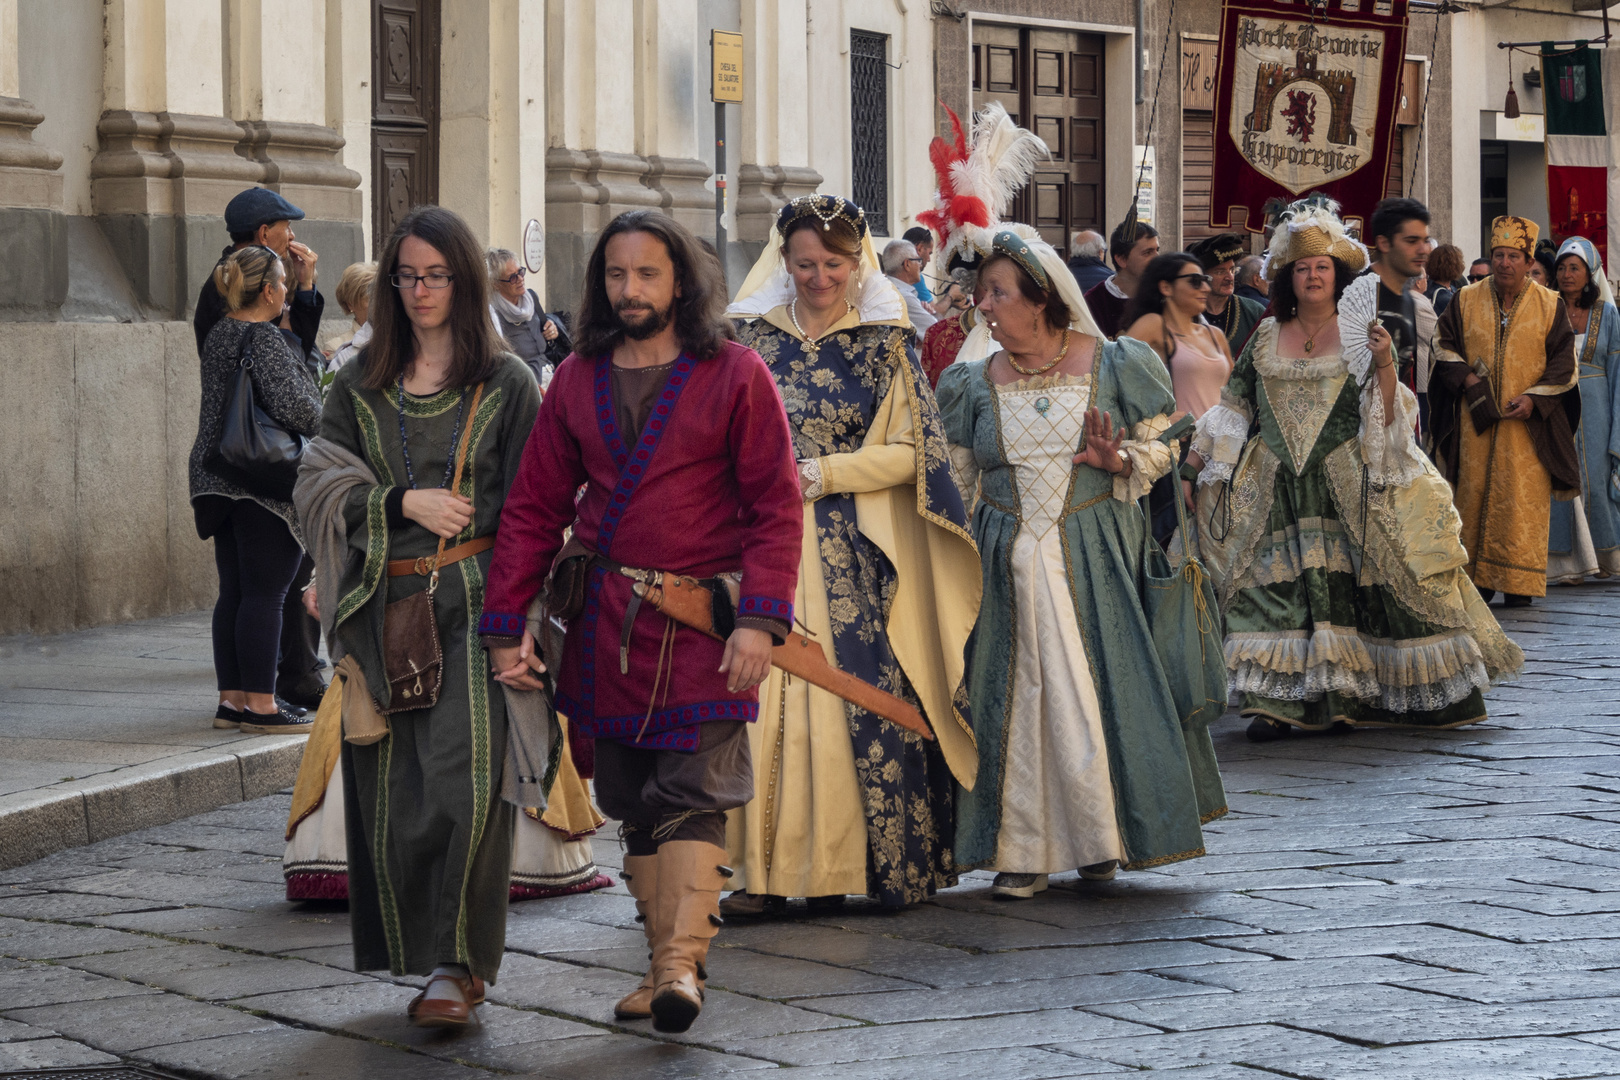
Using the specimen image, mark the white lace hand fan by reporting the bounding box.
[1336,273,1381,385]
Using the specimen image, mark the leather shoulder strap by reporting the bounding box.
[433,381,486,569]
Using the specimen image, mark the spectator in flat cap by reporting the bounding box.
[1190,233,1264,354]
[193,188,325,363]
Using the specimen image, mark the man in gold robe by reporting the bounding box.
[1430,215,1582,605]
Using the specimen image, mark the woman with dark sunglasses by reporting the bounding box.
[1120,253,1235,545]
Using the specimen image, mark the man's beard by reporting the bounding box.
[614,299,674,340]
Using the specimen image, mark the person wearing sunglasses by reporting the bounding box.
[485,248,573,388]
[1468,257,1491,283]
[1120,253,1235,546]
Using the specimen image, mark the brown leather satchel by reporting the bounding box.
[379,382,485,714]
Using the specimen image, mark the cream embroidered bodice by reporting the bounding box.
[996,373,1091,538]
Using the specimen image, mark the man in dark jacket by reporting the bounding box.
[1066,229,1113,292]
[193,188,325,358]
[194,187,328,712]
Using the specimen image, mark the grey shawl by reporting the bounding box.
[499,596,561,811]
[292,436,378,660]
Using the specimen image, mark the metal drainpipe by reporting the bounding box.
[1136,0,1146,104]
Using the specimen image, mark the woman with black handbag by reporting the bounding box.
[313,206,541,1027]
[190,245,323,735]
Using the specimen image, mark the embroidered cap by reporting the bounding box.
[1490,215,1539,256]
[776,195,868,239]
[989,229,1050,290]
[1190,232,1247,270]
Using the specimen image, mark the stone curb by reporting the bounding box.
[0,735,307,870]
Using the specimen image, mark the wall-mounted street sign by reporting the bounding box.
[712,30,743,103]
[522,218,545,273]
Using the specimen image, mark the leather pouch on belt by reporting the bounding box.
[1463,368,1503,433]
[381,588,443,714]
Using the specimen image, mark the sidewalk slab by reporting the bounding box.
[0,611,313,869]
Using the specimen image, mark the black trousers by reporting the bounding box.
[211,500,304,694]
[277,553,323,689]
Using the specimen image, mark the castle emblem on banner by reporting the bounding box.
[1231,17,1386,193]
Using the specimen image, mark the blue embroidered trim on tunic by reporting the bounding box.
[555,689,755,750]
[576,355,706,738]
[738,595,794,621]
[478,612,525,636]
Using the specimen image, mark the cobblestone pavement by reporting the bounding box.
[1,583,1618,1079]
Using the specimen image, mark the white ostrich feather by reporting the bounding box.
[949,102,1050,217]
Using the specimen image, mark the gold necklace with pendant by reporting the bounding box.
[790,298,855,356]
[1296,313,1335,354]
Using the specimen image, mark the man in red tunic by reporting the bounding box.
[481,211,801,1034]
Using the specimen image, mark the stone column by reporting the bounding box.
[733,0,819,270]
[544,0,660,313]
[0,0,67,313]
[636,0,714,238]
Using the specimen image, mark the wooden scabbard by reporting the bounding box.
[631,574,934,741]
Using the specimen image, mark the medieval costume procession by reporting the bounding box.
[25,0,1583,1051]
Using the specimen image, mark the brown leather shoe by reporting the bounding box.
[649,841,730,1034]
[614,854,658,1020]
[407,972,477,1028]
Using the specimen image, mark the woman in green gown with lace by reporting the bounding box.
[1186,199,1522,741]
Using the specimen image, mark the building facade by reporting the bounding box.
[1,0,1615,634]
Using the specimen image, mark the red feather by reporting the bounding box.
[921,103,977,247]
[949,195,990,229]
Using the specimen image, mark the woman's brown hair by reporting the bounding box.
[573,210,733,361]
[213,246,283,313]
[978,251,1072,332]
[360,206,503,391]
[1427,243,1466,287]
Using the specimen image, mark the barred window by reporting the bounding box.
[850,29,889,236]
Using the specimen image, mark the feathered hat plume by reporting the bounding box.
[917,102,1050,270]
[1260,194,1369,281]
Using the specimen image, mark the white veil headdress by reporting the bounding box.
[1555,235,1616,307]
[726,195,907,326]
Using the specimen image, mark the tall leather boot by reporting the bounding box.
[613,854,659,1020]
[648,840,730,1033]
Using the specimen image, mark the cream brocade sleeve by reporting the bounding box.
[1114,413,1175,503]
[815,364,918,496]
[1191,400,1252,487]
[946,443,979,514]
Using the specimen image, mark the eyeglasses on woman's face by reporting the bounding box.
[391,272,454,289]
[499,268,526,285]
[1174,272,1213,288]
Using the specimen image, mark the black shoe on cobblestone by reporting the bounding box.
[213,704,243,730]
[239,707,315,735]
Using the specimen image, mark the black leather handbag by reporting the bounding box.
[208,332,307,501]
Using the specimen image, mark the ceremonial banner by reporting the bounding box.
[1209,0,1410,232]
[1542,44,1611,268]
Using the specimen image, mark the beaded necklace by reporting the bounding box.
[397,381,469,490]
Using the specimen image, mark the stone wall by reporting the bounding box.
[0,321,216,635]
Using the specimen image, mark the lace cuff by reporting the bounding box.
[1192,403,1251,487]
[798,458,824,502]
[1360,379,1427,487]
[1115,414,1175,503]
[947,442,980,513]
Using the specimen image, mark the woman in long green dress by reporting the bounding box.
[1186,199,1522,740]
[319,207,537,1025]
[938,229,1225,899]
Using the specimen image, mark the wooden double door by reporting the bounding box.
[972,24,1106,261]
[371,0,440,257]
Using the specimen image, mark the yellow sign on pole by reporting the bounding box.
[712,30,743,103]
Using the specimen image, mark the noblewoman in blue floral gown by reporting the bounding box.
[721,196,981,912]
[1548,237,1620,582]
[938,229,1225,900]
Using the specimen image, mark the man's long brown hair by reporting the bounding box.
[360,206,503,391]
[573,211,732,361]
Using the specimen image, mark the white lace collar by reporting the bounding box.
[1249,319,1348,380]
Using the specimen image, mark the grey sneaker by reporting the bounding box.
[990,872,1048,899]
